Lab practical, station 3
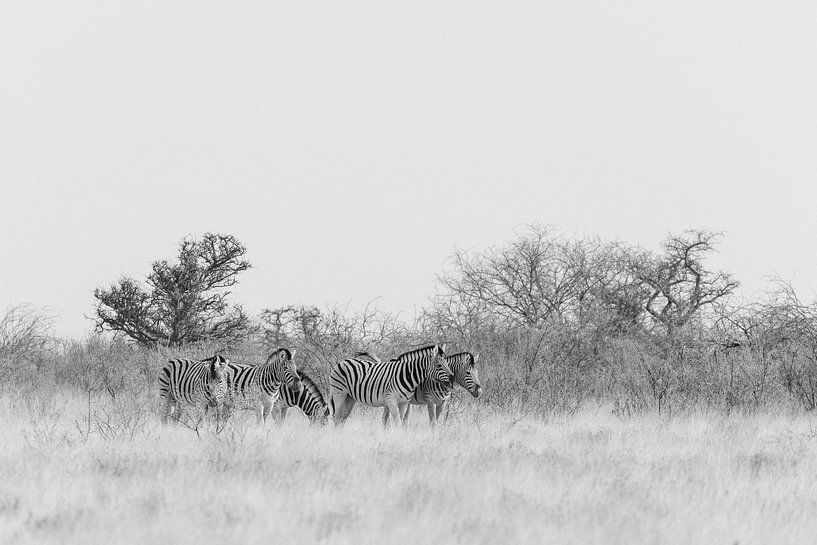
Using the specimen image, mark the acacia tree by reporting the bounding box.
[631,230,738,334]
[93,233,252,347]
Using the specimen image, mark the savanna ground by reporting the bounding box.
[2,386,817,545]
[7,228,817,542]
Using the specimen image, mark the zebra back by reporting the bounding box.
[227,348,302,397]
[329,344,451,407]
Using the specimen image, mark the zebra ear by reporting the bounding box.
[473,353,480,364]
[289,349,297,360]
[440,343,447,354]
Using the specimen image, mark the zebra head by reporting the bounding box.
[267,348,303,394]
[313,405,331,425]
[431,343,453,386]
[458,352,482,398]
[207,354,230,381]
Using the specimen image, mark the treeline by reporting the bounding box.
[3,228,817,415]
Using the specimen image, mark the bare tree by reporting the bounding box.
[632,230,738,334]
[759,278,817,340]
[93,233,252,347]
[567,238,649,334]
[432,225,648,334]
[437,225,588,327]
[259,301,412,373]
[0,304,53,361]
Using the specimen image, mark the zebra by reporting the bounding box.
[270,369,330,424]
[224,348,303,424]
[158,354,231,425]
[382,352,482,426]
[329,344,453,426]
[272,350,380,424]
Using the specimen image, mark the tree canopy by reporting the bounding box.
[431,225,738,337]
[93,233,252,347]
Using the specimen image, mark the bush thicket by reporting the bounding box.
[6,226,817,416]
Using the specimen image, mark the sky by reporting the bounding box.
[1,1,816,339]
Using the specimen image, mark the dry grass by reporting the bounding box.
[2,387,817,545]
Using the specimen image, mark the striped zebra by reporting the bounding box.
[382,352,481,426]
[329,344,452,426]
[270,370,330,424]
[225,348,303,424]
[158,354,231,425]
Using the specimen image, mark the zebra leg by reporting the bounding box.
[163,395,182,425]
[204,402,223,428]
[382,407,390,426]
[384,397,401,428]
[161,397,172,425]
[214,404,224,429]
[400,403,411,426]
[426,403,437,426]
[221,401,233,422]
[441,400,452,423]
[331,393,354,426]
[337,398,356,426]
[271,406,287,424]
[260,397,274,425]
[435,402,446,425]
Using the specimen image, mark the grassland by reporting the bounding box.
[2,387,817,545]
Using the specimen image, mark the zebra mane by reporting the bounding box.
[354,351,381,363]
[297,370,326,408]
[391,344,440,363]
[447,352,475,365]
[266,348,292,363]
[200,353,227,363]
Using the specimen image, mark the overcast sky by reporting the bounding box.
[2,1,816,338]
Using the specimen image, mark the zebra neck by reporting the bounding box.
[447,356,470,388]
[429,380,452,395]
[412,357,438,387]
[284,384,325,418]
[258,363,282,386]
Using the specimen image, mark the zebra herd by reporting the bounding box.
[157,344,482,427]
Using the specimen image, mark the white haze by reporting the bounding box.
[1,1,816,338]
